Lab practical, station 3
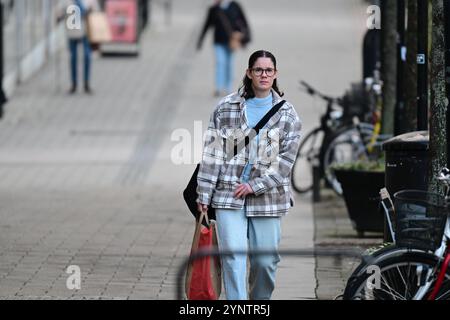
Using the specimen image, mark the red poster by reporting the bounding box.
[105,0,138,43]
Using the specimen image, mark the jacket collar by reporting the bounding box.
[225,90,286,132]
[226,89,284,106]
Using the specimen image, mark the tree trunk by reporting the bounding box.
[394,0,406,135]
[381,0,398,135]
[445,0,450,168]
[403,0,418,132]
[429,0,447,193]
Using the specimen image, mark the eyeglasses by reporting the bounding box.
[251,68,276,77]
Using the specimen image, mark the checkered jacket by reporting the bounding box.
[196,90,302,217]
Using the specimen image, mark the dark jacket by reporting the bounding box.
[197,1,251,49]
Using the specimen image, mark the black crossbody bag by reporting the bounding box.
[183,100,286,225]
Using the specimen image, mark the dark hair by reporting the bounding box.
[239,50,284,100]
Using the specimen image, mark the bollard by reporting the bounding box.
[0,1,6,119]
[312,159,321,202]
[164,0,172,27]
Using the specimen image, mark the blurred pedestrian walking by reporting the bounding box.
[196,50,302,300]
[59,0,100,94]
[197,0,251,97]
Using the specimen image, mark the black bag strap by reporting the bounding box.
[253,99,286,133]
[217,8,234,38]
[231,100,286,158]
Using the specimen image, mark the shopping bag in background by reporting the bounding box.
[185,211,221,300]
[87,12,112,45]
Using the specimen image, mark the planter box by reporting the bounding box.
[334,169,385,237]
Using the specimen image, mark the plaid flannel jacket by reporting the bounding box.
[196,90,302,217]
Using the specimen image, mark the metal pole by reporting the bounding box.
[312,159,321,203]
[417,0,428,131]
[164,0,172,27]
[0,0,7,118]
[444,0,450,168]
[14,0,25,85]
[44,0,51,59]
[0,1,3,81]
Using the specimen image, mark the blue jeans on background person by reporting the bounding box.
[214,44,234,95]
[215,164,281,300]
[69,36,92,91]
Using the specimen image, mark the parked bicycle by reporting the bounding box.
[291,81,379,195]
[343,168,450,300]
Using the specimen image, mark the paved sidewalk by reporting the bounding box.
[313,188,384,300]
[0,0,368,300]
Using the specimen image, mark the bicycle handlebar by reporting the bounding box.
[299,80,341,105]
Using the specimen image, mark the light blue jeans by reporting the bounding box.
[69,36,92,87]
[215,164,281,300]
[214,44,234,93]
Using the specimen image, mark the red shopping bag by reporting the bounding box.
[185,211,221,300]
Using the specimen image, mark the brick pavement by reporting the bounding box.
[313,188,384,300]
[0,0,368,300]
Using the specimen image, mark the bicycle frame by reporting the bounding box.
[427,243,449,300]
[300,80,343,135]
[298,81,345,177]
[364,68,383,154]
[374,201,449,300]
[413,218,449,300]
[383,170,450,300]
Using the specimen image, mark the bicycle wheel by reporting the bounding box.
[322,124,375,195]
[291,127,325,193]
[344,249,450,300]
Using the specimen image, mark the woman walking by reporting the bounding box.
[197,0,251,97]
[196,50,302,300]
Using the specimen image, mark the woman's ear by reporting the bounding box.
[246,69,252,80]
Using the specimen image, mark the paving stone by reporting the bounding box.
[0,0,366,300]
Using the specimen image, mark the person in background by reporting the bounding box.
[59,0,100,94]
[197,0,251,97]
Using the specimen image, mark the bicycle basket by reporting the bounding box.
[341,82,369,120]
[394,190,448,251]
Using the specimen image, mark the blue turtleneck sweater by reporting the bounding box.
[241,93,273,181]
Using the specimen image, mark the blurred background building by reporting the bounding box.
[1,0,151,98]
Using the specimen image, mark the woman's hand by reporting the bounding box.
[197,203,208,213]
[234,183,254,199]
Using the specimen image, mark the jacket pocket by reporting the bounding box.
[276,184,287,196]
[212,188,245,208]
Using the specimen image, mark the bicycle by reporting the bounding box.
[321,68,391,195]
[343,168,450,300]
[291,81,378,195]
[290,80,344,194]
[321,118,384,195]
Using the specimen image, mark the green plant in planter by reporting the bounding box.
[330,157,385,172]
